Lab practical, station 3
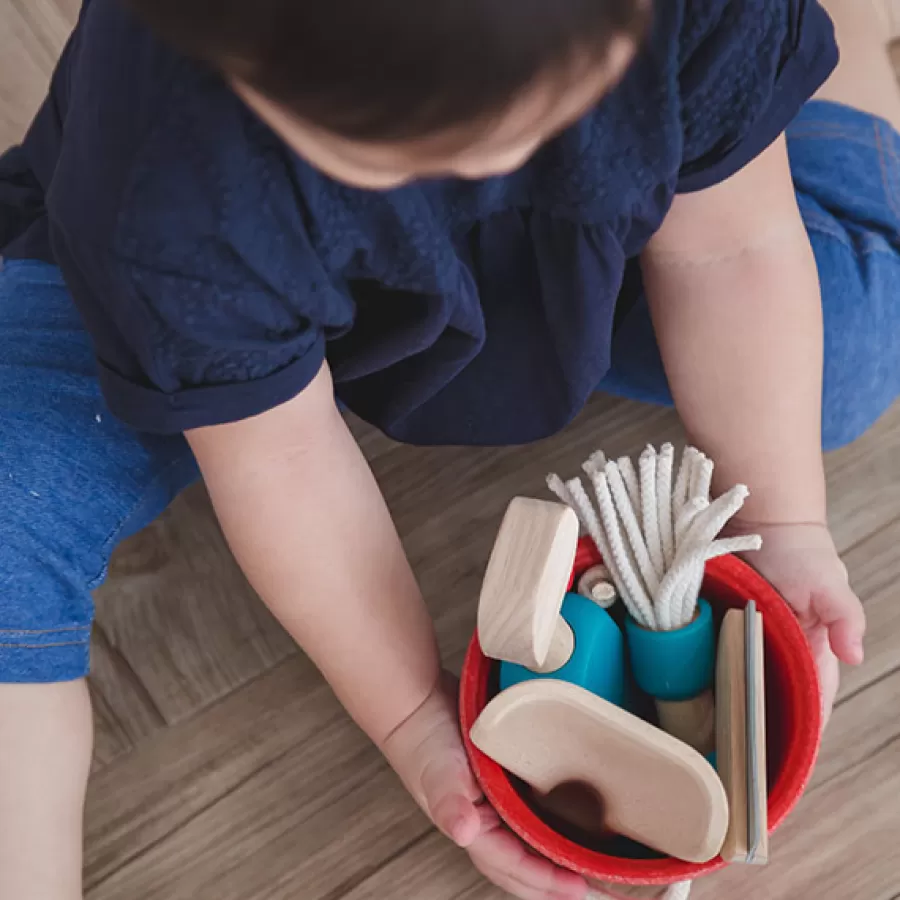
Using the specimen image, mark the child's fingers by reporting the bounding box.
[829,619,865,666]
[419,743,483,834]
[476,801,502,831]
[467,827,588,899]
[426,742,484,803]
[805,626,840,724]
[431,789,482,847]
[811,583,867,665]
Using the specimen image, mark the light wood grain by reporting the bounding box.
[477,497,578,672]
[814,667,900,789]
[471,680,728,864]
[339,831,486,900]
[825,403,900,553]
[94,485,298,724]
[691,736,900,900]
[716,609,768,866]
[88,626,165,770]
[577,565,617,605]
[87,715,428,900]
[836,516,900,703]
[655,690,716,758]
[0,0,77,146]
[341,828,675,900]
[84,655,328,888]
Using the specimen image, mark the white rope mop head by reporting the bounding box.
[548,444,761,632]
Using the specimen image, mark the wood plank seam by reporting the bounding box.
[166,643,302,726]
[834,661,900,710]
[806,731,900,796]
[316,831,435,900]
[91,624,167,728]
[8,0,69,59]
[85,709,346,892]
[836,508,900,560]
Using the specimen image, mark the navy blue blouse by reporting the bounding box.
[0,0,837,444]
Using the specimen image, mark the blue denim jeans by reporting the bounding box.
[600,101,900,451]
[1,101,898,683]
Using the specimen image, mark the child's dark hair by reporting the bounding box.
[126,0,648,142]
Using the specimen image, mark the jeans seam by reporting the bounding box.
[0,639,90,650]
[86,451,194,590]
[0,625,91,634]
[788,126,877,149]
[790,126,856,138]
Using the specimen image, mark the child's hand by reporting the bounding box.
[382,672,589,900]
[733,522,866,722]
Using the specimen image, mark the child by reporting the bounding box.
[0,0,897,896]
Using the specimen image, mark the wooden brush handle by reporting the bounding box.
[656,690,716,757]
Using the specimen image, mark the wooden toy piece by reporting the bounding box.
[499,592,627,707]
[656,690,716,758]
[470,679,729,863]
[478,497,579,673]
[532,780,611,838]
[716,605,768,865]
[577,564,618,608]
[625,599,717,757]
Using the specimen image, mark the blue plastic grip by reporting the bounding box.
[499,592,626,707]
[624,598,715,702]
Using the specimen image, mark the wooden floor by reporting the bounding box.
[2,3,900,898]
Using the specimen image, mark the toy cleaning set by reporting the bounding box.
[459,445,822,899]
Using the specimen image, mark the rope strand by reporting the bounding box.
[591,471,657,629]
[640,447,666,581]
[607,460,661,599]
[657,443,676,567]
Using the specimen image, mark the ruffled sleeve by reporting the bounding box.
[676,0,838,193]
[42,12,356,434]
[90,248,340,434]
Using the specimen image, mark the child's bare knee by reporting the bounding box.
[0,679,93,780]
[0,680,91,900]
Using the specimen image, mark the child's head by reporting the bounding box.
[128,0,648,188]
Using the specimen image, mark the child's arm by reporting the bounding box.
[185,365,588,900]
[187,364,439,747]
[641,135,866,706]
[642,136,826,525]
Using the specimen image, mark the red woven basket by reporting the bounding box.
[460,537,822,887]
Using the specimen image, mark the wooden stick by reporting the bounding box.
[716,607,768,864]
[656,690,716,757]
[577,565,617,608]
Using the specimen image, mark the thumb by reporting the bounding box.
[811,582,866,666]
[419,749,483,848]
